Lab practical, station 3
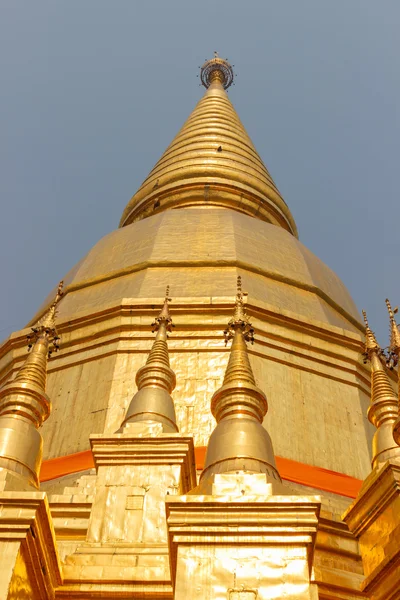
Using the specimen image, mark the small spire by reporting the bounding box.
[362,309,380,358]
[385,298,400,368]
[200,52,234,89]
[197,278,281,492]
[28,280,64,355]
[362,309,400,468]
[385,299,400,446]
[223,276,254,345]
[0,280,64,490]
[120,288,178,433]
[151,286,174,341]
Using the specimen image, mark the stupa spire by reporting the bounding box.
[362,310,400,468]
[197,277,281,491]
[120,287,178,433]
[386,298,400,365]
[0,281,63,490]
[384,299,400,446]
[120,56,297,236]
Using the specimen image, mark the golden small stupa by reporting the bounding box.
[0,53,399,600]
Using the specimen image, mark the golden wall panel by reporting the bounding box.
[174,545,313,600]
[86,463,182,544]
[0,541,21,599]
[6,547,38,600]
[255,355,372,478]
[42,354,118,458]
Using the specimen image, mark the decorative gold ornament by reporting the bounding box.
[385,298,400,369]
[385,299,400,446]
[0,281,64,490]
[120,286,178,433]
[200,51,235,90]
[362,310,400,467]
[27,280,63,356]
[196,277,282,492]
[223,275,254,345]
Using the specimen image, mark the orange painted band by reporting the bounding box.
[40,447,362,499]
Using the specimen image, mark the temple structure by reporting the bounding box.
[0,54,399,599]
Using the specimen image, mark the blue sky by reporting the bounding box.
[0,1,399,344]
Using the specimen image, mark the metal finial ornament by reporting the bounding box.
[200,52,234,90]
[362,309,382,364]
[121,287,178,433]
[360,305,400,468]
[385,298,400,369]
[27,280,64,356]
[223,276,254,345]
[152,286,174,334]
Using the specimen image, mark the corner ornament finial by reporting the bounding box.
[28,280,64,356]
[200,52,234,90]
[224,276,254,345]
[362,309,382,362]
[152,286,174,335]
[385,298,400,369]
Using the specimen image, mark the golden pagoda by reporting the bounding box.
[1,53,400,599]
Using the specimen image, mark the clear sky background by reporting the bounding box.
[0,1,399,345]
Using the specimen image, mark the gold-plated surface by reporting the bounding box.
[314,506,365,598]
[2,58,395,600]
[362,310,400,467]
[119,71,297,233]
[87,427,195,542]
[30,209,362,331]
[40,469,365,600]
[0,491,61,599]
[198,277,281,492]
[343,461,400,600]
[3,206,370,477]
[343,303,400,598]
[56,425,196,597]
[166,480,321,599]
[0,291,374,479]
[385,298,400,446]
[120,287,178,433]
[6,547,36,600]
[0,283,63,491]
[386,298,400,360]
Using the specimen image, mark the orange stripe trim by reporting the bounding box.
[40,450,95,482]
[275,456,362,498]
[40,447,362,499]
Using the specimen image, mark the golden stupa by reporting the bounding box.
[1,54,400,600]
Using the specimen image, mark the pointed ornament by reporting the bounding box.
[0,281,64,490]
[120,287,178,433]
[362,309,400,468]
[197,277,281,492]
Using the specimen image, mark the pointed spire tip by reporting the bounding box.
[151,286,173,334]
[224,276,254,345]
[385,297,400,368]
[362,309,381,362]
[28,280,64,354]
